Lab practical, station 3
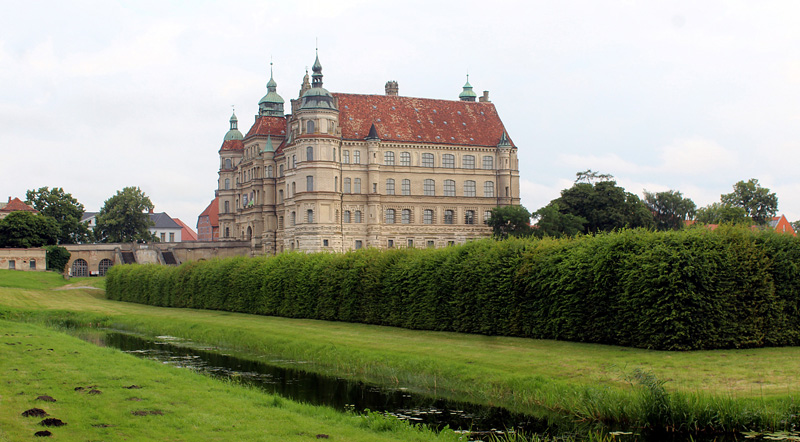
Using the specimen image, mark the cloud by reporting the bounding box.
[659,137,738,175]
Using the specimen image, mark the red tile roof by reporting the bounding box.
[198,197,219,227]
[0,197,37,214]
[335,94,514,148]
[172,218,198,241]
[245,115,287,138]
[219,139,244,152]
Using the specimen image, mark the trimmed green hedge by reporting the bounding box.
[106,227,800,350]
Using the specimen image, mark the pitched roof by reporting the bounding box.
[81,211,98,222]
[149,212,181,229]
[198,197,219,227]
[335,93,514,148]
[172,218,198,241]
[245,115,287,138]
[0,197,37,214]
[219,139,244,152]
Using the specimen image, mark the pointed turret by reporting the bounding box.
[459,75,477,102]
[262,134,275,153]
[300,51,336,110]
[224,111,244,141]
[497,131,511,148]
[299,68,310,98]
[259,63,285,117]
[365,123,380,140]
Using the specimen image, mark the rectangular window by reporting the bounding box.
[422,153,434,167]
[160,233,166,242]
[384,151,395,165]
[484,181,495,197]
[344,211,351,223]
[464,180,476,197]
[483,155,494,169]
[444,180,455,197]
[30,260,36,270]
[354,178,362,194]
[385,209,395,224]
[355,240,363,249]
[386,179,395,195]
[401,179,411,196]
[427,240,435,248]
[307,175,314,192]
[388,239,394,248]
[169,232,175,242]
[9,260,15,270]
[463,155,475,169]
[401,209,411,224]
[407,239,414,248]
[343,150,350,164]
[344,178,351,194]
[354,150,361,164]
[355,210,362,223]
[323,239,329,247]
[423,209,433,224]
[448,241,455,247]
[442,154,454,168]
[400,152,411,166]
[424,179,435,196]
[465,210,475,224]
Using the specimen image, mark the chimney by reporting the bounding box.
[149,208,154,214]
[479,91,490,102]
[385,80,399,96]
[7,196,10,203]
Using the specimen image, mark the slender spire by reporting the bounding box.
[311,49,323,89]
[498,131,511,147]
[259,61,284,117]
[365,123,380,140]
[262,134,275,153]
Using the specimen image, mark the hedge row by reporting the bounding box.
[105,227,800,350]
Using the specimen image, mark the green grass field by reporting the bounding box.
[1,269,799,433]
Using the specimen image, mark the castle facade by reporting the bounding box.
[217,54,520,254]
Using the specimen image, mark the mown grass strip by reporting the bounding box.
[0,319,468,442]
[1,271,799,432]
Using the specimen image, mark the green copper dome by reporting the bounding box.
[259,64,285,117]
[301,51,336,110]
[459,75,477,101]
[224,111,244,141]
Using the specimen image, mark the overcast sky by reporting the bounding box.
[3,1,800,227]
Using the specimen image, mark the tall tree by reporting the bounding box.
[532,203,586,238]
[550,172,654,234]
[25,186,91,244]
[94,187,155,243]
[486,205,532,239]
[720,178,778,225]
[695,202,749,225]
[643,190,696,230]
[0,211,59,248]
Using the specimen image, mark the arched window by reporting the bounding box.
[423,209,433,224]
[343,150,350,164]
[422,153,434,167]
[463,155,475,169]
[385,209,396,224]
[279,165,284,176]
[386,178,395,195]
[442,154,454,168]
[344,210,351,223]
[224,201,229,213]
[225,227,230,238]
[335,176,338,192]
[72,259,88,277]
[384,151,395,165]
[484,210,492,223]
[278,189,284,202]
[465,210,475,224]
[444,210,454,225]
[279,216,284,229]
[484,181,495,197]
[354,178,361,194]
[267,166,273,177]
[224,178,230,190]
[344,178,351,193]
[401,209,411,224]
[307,175,314,192]
[306,146,314,161]
[307,209,314,223]
[291,211,296,225]
[307,120,315,134]
[355,210,362,223]
[464,180,476,197]
[98,259,113,276]
[424,179,435,196]
[292,155,297,168]
[444,180,455,196]
[225,158,232,169]
[353,150,361,164]
[400,152,411,166]
[291,182,296,196]
[402,179,411,195]
[482,155,494,169]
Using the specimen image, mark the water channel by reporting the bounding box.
[83,331,771,442]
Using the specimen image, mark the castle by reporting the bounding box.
[216,53,520,254]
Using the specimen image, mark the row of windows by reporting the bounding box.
[385,209,490,225]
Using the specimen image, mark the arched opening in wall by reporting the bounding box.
[98,259,113,276]
[72,259,88,277]
[225,227,230,238]
[247,226,252,240]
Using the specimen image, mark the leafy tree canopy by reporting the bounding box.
[0,211,59,248]
[643,189,696,231]
[94,187,155,243]
[26,186,91,244]
[543,171,654,235]
[694,202,750,225]
[720,178,778,225]
[486,205,532,239]
[532,203,587,238]
[45,245,71,273]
